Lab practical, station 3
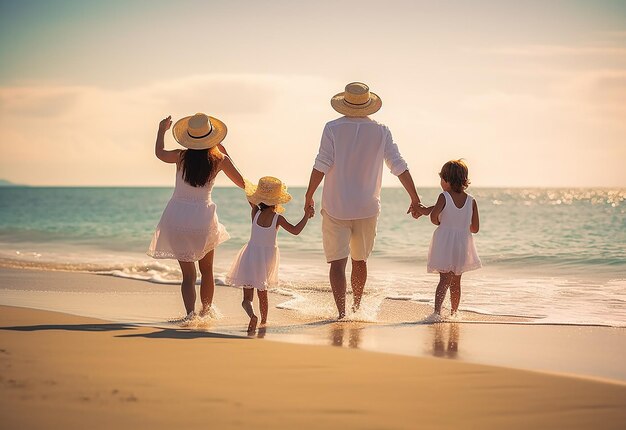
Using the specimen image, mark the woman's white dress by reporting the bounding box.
[226,211,280,290]
[427,191,481,275]
[147,169,229,262]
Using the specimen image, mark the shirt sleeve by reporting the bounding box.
[383,127,408,176]
[313,124,334,174]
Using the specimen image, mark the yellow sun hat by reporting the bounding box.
[245,177,292,213]
[172,113,227,150]
[330,82,382,117]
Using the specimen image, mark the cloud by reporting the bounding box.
[0,74,334,186]
[485,44,626,57]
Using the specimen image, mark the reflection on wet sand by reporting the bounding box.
[431,323,460,359]
[329,324,362,349]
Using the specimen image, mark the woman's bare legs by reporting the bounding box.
[449,274,462,315]
[434,272,453,315]
[241,288,257,332]
[178,261,197,315]
[198,251,215,315]
[258,290,268,325]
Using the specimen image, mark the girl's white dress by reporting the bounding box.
[427,191,482,275]
[226,211,280,290]
[147,169,229,262]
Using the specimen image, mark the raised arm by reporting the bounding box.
[154,116,182,163]
[219,155,246,189]
[430,193,446,225]
[470,199,480,233]
[277,206,314,236]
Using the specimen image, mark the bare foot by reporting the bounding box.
[247,315,258,333]
[199,305,212,318]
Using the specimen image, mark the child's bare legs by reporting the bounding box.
[178,261,197,316]
[241,288,257,332]
[351,259,367,312]
[434,272,453,315]
[449,274,462,315]
[257,290,268,325]
[198,251,215,315]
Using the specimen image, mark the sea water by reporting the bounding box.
[0,186,624,326]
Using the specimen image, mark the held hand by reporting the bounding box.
[305,204,315,219]
[304,195,315,215]
[159,116,172,133]
[407,201,423,219]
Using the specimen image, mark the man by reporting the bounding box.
[304,82,429,319]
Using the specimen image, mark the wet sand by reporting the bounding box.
[0,267,625,381]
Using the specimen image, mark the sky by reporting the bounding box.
[0,0,625,187]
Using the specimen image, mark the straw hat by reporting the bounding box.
[246,177,292,212]
[172,113,227,150]
[331,82,382,117]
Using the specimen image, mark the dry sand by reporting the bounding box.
[1,305,625,429]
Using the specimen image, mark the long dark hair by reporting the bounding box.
[180,149,214,187]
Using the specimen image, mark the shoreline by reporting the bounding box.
[1,267,625,382]
[1,304,625,429]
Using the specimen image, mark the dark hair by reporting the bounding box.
[180,149,215,187]
[258,203,275,211]
[439,159,470,193]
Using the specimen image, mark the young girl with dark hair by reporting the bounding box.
[426,159,481,321]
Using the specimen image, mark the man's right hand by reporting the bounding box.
[407,201,425,219]
[304,195,315,217]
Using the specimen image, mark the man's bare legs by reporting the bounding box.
[329,258,348,319]
[351,259,367,312]
[177,261,197,316]
[258,290,268,325]
[198,251,215,316]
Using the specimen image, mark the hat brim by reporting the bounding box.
[172,115,227,150]
[330,91,382,117]
[245,180,293,206]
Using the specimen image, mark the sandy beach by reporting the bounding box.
[1,304,625,429]
[1,268,625,429]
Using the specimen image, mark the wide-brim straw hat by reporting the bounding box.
[245,177,292,212]
[172,113,227,150]
[331,82,382,117]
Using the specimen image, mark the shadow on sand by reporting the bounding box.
[1,323,248,341]
[117,329,248,340]
[1,323,138,332]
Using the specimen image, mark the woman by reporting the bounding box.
[148,113,245,319]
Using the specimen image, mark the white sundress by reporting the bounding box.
[147,169,230,262]
[427,191,482,275]
[225,211,280,290]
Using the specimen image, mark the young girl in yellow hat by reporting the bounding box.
[226,177,314,332]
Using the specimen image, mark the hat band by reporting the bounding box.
[188,123,213,139]
[188,129,212,139]
[344,98,371,107]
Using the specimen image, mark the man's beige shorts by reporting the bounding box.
[321,210,378,263]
